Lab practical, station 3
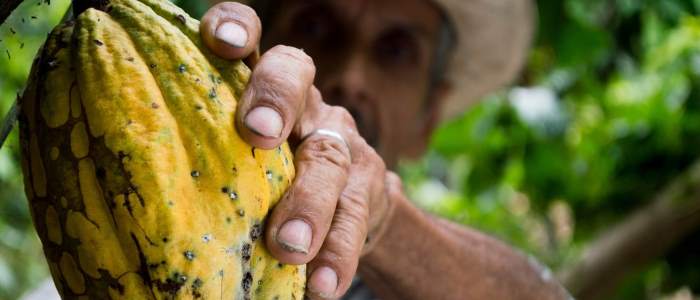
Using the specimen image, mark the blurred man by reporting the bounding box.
[198,0,571,299]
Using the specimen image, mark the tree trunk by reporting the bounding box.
[560,160,700,300]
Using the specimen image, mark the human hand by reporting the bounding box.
[201,3,397,299]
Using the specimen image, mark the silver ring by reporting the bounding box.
[303,128,351,157]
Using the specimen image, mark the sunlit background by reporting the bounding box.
[1,0,700,299]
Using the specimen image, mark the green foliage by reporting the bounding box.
[402,0,700,298]
[0,1,71,299]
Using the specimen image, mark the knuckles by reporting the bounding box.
[296,134,352,173]
[267,45,316,75]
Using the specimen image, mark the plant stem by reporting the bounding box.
[72,0,109,16]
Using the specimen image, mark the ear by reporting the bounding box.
[403,80,453,159]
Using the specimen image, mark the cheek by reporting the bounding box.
[374,87,428,156]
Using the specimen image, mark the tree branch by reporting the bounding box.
[560,160,700,300]
[0,0,24,26]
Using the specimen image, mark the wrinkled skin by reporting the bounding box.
[201,1,572,299]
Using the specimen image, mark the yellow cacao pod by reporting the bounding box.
[18,0,305,298]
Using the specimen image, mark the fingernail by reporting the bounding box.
[309,266,338,298]
[215,22,248,48]
[276,219,311,254]
[244,106,283,138]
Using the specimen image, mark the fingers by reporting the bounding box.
[264,126,352,263]
[200,2,262,59]
[263,100,355,261]
[306,144,386,299]
[265,101,386,298]
[236,45,316,149]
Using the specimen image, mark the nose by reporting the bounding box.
[320,54,369,108]
[318,54,380,147]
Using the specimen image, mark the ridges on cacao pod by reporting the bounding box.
[18,0,305,298]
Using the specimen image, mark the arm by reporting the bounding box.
[360,191,571,300]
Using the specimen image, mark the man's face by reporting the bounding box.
[261,0,447,168]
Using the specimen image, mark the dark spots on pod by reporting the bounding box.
[284,157,289,166]
[195,104,203,110]
[183,250,195,261]
[151,102,159,109]
[123,196,134,215]
[202,234,212,243]
[222,186,239,200]
[148,262,160,270]
[209,87,217,99]
[178,64,186,73]
[93,39,104,46]
[47,59,59,69]
[31,16,37,19]
[241,271,253,294]
[126,57,134,62]
[6,49,10,60]
[277,146,282,154]
[176,14,187,25]
[20,42,24,49]
[195,78,201,83]
[232,166,238,174]
[237,209,245,217]
[96,268,126,294]
[277,262,284,269]
[226,216,232,223]
[250,223,263,241]
[155,272,188,295]
[241,243,251,261]
[162,237,169,243]
[251,147,256,158]
[191,278,203,298]
[96,167,106,180]
[190,170,200,178]
[117,151,131,162]
[149,63,157,69]
[21,18,25,23]
[167,200,174,207]
[219,270,224,277]
[10,28,16,35]
[266,170,273,180]
[256,280,264,294]
[277,175,283,182]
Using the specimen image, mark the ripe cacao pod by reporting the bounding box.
[18,0,305,298]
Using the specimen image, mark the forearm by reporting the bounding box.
[359,194,571,300]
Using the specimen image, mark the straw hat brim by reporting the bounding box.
[433,0,535,120]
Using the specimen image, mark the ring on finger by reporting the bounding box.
[302,128,352,159]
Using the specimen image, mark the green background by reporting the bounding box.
[1,0,699,299]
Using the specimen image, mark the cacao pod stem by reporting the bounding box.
[72,0,109,16]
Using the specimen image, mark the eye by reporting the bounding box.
[290,6,334,42]
[374,29,420,67]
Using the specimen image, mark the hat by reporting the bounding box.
[433,0,535,120]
